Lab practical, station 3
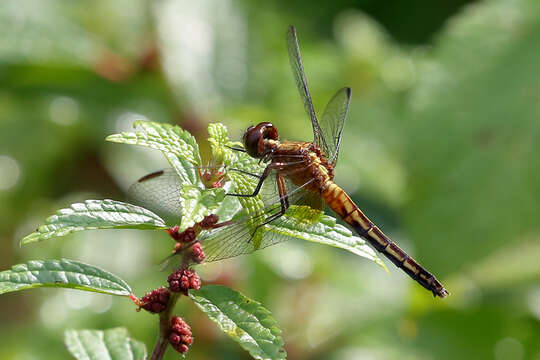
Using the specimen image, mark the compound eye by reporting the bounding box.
[243,125,263,158]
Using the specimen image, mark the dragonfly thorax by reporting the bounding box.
[267,140,336,193]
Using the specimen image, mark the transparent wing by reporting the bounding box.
[319,87,351,164]
[286,25,330,155]
[127,169,183,226]
[259,172,323,211]
[197,176,321,262]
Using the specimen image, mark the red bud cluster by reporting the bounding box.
[190,243,206,263]
[136,287,170,313]
[166,214,220,264]
[167,225,196,243]
[168,268,201,295]
[169,316,193,354]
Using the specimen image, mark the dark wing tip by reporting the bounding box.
[287,25,299,43]
[336,87,352,99]
[137,170,165,183]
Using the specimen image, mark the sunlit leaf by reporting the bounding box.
[21,199,166,245]
[179,185,226,231]
[0,259,132,296]
[214,182,243,223]
[65,328,147,360]
[207,122,240,166]
[189,285,286,360]
[106,121,201,185]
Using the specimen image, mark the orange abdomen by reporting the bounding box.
[321,181,448,298]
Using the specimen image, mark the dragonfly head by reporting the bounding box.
[243,122,278,158]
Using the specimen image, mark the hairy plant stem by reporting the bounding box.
[150,292,181,360]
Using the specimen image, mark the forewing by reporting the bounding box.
[128,169,183,226]
[286,26,329,154]
[319,87,351,165]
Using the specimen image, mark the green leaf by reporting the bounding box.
[106,121,201,185]
[179,185,226,231]
[0,259,132,296]
[21,199,167,245]
[227,157,265,218]
[214,182,243,223]
[65,328,147,360]
[207,122,239,166]
[189,285,286,360]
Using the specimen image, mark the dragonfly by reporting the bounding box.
[130,26,448,298]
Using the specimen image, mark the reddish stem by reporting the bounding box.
[149,293,180,360]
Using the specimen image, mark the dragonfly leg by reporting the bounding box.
[225,145,246,153]
[228,168,262,179]
[249,174,290,241]
[227,164,272,198]
[277,174,290,209]
[228,158,307,189]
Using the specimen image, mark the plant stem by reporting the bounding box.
[150,292,180,360]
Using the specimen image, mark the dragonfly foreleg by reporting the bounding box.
[225,145,247,153]
[228,168,262,179]
[227,164,273,198]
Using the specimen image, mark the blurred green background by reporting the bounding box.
[2,0,540,359]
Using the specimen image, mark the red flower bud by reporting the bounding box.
[169,316,193,354]
[138,287,170,314]
[190,243,206,264]
[168,269,201,294]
